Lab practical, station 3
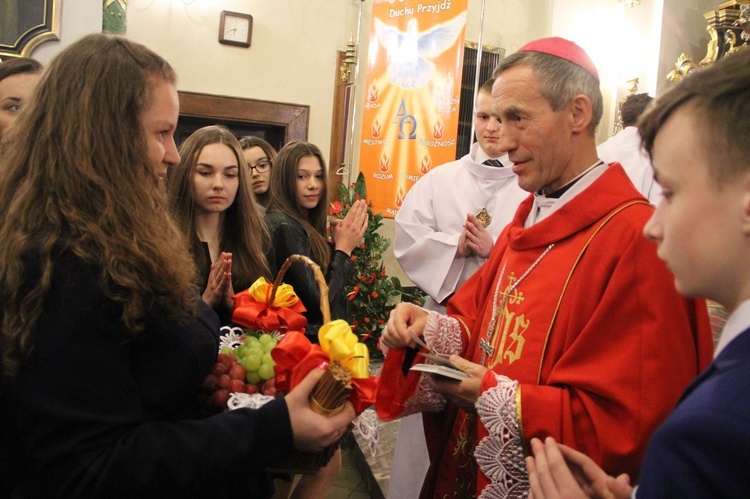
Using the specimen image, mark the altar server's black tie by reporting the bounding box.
[483,158,504,167]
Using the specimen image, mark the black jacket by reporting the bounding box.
[0,248,294,498]
[264,212,354,340]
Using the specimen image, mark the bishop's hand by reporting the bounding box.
[381,302,428,350]
[428,355,487,412]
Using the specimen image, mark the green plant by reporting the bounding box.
[330,173,422,358]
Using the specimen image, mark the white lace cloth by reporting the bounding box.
[475,374,529,498]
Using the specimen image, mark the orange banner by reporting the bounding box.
[359,0,468,218]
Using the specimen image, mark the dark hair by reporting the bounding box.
[494,51,603,136]
[0,57,42,83]
[639,48,750,185]
[0,34,195,376]
[266,141,331,272]
[620,93,653,127]
[169,125,271,290]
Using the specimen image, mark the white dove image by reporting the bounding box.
[374,12,467,89]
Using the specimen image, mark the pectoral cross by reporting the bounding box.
[479,337,494,365]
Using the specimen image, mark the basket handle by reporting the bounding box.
[270,254,331,324]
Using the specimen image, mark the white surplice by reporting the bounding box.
[394,142,528,313]
[597,126,663,205]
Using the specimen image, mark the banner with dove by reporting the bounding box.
[358,0,468,218]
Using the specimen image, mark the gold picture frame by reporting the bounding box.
[0,0,61,60]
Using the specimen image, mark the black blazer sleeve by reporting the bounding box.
[1,250,295,498]
[265,213,354,336]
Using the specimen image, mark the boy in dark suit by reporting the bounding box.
[524,47,750,498]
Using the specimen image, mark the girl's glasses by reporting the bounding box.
[248,159,271,173]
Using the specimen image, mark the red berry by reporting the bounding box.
[262,378,277,397]
[202,374,218,392]
[228,364,247,381]
[245,384,259,395]
[212,363,229,377]
[217,353,235,366]
[212,389,230,409]
[228,379,246,393]
[217,374,231,389]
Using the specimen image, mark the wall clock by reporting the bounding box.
[219,11,252,48]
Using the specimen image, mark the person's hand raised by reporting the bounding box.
[285,363,356,452]
[330,199,368,256]
[464,213,494,258]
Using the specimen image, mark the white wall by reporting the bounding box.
[125,0,362,158]
[28,0,102,63]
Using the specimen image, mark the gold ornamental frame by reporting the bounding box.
[0,0,61,60]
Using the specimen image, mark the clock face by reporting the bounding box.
[224,17,249,42]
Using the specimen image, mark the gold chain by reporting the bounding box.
[480,244,554,365]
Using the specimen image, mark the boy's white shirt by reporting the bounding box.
[714,298,750,358]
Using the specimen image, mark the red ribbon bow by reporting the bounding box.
[231,286,307,332]
[271,331,378,414]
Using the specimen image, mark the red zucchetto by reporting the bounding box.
[518,37,599,82]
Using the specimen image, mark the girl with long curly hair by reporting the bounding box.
[0,34,354,499]
[169,125,272,324]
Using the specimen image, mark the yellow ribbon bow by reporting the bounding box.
[318,319,369,378]
[248,277,300,308]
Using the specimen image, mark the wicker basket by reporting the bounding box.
[266,254,350,475]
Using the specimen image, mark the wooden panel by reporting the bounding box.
[178,91,309,145]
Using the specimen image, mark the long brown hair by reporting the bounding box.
[239,135,277,208]
[0,34,197,376]
[169,125,272,290]
[266,141,331,272]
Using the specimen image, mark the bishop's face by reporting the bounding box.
[643,105,747,311]
[492,65,576,194]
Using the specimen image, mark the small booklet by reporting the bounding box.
[410,363,468,381]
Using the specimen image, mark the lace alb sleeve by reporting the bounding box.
[475,374,530,499]
[413,310,464,413]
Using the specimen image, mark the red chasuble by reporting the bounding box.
[377,165,713,498]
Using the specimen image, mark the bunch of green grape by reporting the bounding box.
[221,333,278,385]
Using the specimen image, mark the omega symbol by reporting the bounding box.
[393,99,417,140]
